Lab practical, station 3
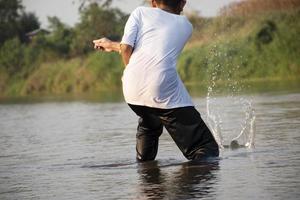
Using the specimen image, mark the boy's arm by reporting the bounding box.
[93,38,133,67]
[120,44,133,66]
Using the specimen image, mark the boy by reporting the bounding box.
[93,0,219,161]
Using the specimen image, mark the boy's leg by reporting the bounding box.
[129,104,163,162]
[159,106,219,160]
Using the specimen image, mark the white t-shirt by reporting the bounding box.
[121,6,194,109]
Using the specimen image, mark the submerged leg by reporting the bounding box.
[129,104,163,162]
[160,107,219,160]
[136,116,163,161]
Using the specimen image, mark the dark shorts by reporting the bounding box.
[128,104,219,161]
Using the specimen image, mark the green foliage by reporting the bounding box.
[85,51,123,88]
[0,0,22,21]
[178,9,300,84]
[46,17,74,56]
[0,68,9,95]
[18,12,40,42]
[78,0,114,11]
[0,1,299,97]
[0,0,40,45]
[71,3,127,55]
[19,53,123,96]
[0,0,22,45]
[0,36,48,78]
[0,38,24,76]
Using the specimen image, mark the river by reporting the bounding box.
[0,90,299,199]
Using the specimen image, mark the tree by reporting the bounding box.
[78,0,113,10]
[0,0,40,45]
[0,37,24,75]
[46,16,74,56]
[71,3,127,55]
[0,0,22,45]
[18,12,40,42]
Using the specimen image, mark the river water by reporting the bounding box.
[0,90,299,200]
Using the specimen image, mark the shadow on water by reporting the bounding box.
[136,160,220,199]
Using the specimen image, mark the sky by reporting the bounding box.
[22,0,242,28]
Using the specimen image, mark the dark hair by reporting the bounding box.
[155,0,183,10]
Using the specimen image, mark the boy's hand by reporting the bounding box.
[93,37,113,52]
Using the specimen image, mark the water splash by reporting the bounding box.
[206,87,256,150]
[205,44,256,150]
[231,99,256,148]
[207,86,224,149]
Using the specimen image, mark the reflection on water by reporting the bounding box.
[137,161,166,199]
[0,91,300,199]
[136,160,219,200]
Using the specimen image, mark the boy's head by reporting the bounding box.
[151,0,187,13]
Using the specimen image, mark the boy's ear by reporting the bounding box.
[179,0,187,11]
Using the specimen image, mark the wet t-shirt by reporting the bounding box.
[121,6,194,109]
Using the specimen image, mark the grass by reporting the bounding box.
[220,0,300,16]
[178,8,300,85]
[2,52,123,97]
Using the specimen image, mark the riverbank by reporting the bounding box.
[0,7,299,98]
[1,78,300,104]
